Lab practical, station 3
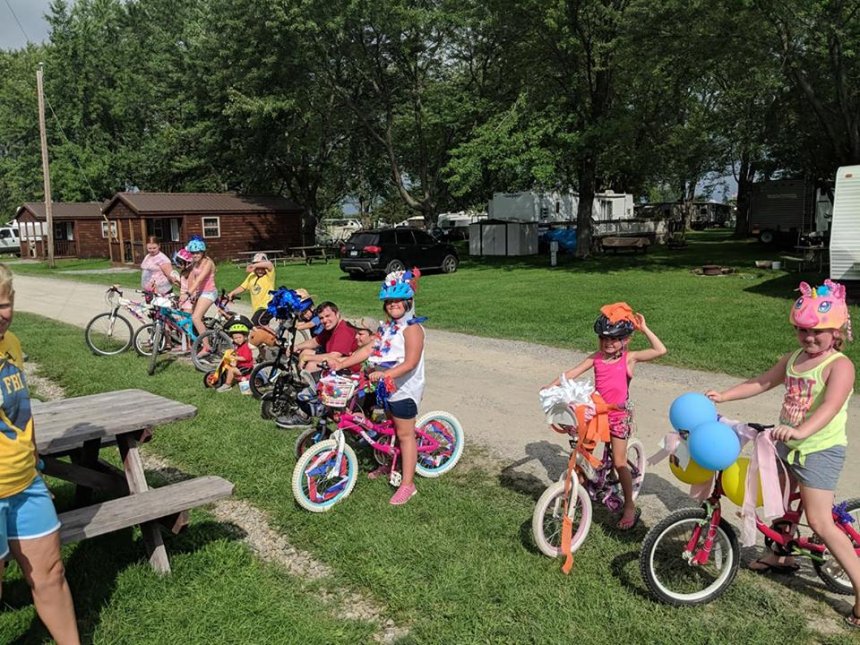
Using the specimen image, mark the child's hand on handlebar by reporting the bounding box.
[772,424,804,442]
[327,357,343,370]
[368,370,385,382]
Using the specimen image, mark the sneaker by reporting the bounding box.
[216,383,233,393]
[275,414,311,429]
[389,483,417,506]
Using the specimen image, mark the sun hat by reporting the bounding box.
[252,252,269,263]
[351,316,380,333]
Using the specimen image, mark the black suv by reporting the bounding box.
[339,227,459,278]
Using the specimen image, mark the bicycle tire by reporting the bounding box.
[191,330,233,372]
[532,479,593,558]
[294,425,332,459]
[132,323,167,357]
[414,410,465,478]
[147,322,163,376]
[291,439,358,512]
[84,311,134,356]
[249,360,283,399]
[812,497,860,594]
[628,438,646,501]
[639,506,740,606]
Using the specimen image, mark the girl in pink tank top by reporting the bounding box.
[544,303,667,530]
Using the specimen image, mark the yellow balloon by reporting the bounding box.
[669,456,714,485]
[721,457,763,507]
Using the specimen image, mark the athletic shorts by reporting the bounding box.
[0,476,61,558]
[776,442,845,491]
[199,290,218,302]
[387,397,418,420]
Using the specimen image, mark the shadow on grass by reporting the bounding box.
[498,440,568,501]
[4,519,246,644]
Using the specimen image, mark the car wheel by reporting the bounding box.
[441,254,458,274]
[759,229,775,244]
[385,259,406,273]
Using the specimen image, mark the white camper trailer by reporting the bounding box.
[487,190,634,223]
[829,165,860,281]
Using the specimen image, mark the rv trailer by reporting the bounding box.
[829,166,860,281]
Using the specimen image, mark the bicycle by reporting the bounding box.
[133,299,231,375]
[291,373,465,512]
[639,422,860,606]
[84,286,156,356]
[190,290,242,371]
[531,399,646,571]
[255,317,312,420]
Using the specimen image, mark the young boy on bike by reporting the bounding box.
[227,253,275,326]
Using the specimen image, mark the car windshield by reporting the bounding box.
[347,232,379,247]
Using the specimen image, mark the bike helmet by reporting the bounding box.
[790,280,850,332]
[226,320,251,335]
[186,236,206,253]
[379,268,420,300]
[593,302,637,339]
[172,248,193,266]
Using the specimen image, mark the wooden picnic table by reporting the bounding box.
[286,245,330,265]
[34,389,234,574]
[234,249,286,265]
[781,245,828,272]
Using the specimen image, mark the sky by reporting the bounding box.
[1,0,53,50]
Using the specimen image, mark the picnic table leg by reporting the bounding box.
[69,439,101,506]
[116,431,171,574]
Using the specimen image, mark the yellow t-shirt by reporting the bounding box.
[241,269,276,312]
[0,332,37,497]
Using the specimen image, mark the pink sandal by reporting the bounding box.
[389,483,417,506]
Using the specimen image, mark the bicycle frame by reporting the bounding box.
[691,474,860,566]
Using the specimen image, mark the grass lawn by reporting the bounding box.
[9,232,852,377]
[2,312,841,643]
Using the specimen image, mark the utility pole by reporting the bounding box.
[36,63,55,268]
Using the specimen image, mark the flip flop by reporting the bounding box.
[748,558,800,574]
[845,609,860,630]
[616,508,641,531]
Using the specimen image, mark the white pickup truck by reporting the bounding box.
[0,227,21,255]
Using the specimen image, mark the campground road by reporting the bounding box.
[13,273,860,519]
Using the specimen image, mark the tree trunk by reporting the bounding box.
[734,153,753,238]
[301,205,317,246]
[575,157,596,259]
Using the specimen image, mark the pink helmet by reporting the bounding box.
[790,280,850,333]
[173,248,193,266]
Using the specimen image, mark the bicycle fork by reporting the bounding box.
[687,505,722,566]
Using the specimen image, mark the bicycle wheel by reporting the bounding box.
[532,479,593,558]
[627,438,647,501]
[639,506,740,606]
[294,425,332,459]
[813,497,860,594]
[191,330,233,372]
[291,439,358,512]
[132,323,167,357]
[147,322,163,376]
[249,360,284,399]
[414,410,465,478]
[84,311,134,356]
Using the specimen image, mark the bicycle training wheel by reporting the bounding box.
[147,322,163,375]
[639,506,740,606]
[191,329,233,372]
[84,312,134,356]
[627,438,647,501]
[291,440,358,512]
[813,497,860,594]
[414,410,465,478]
[532,479,593,558]
[133,323,167,357]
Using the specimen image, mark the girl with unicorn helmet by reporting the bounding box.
[707,280,860,628]
[330,268,427,505]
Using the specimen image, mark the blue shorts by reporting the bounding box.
[0,476,61,558]
[387,398,418,420]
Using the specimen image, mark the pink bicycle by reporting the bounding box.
[639,422,860,605]
[290,374,465,512]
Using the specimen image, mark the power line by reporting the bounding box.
[3,0,32,45]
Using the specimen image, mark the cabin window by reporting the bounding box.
[101,221,118,239]
[202,217,220,238]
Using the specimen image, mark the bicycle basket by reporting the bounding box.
[317,375,358,408]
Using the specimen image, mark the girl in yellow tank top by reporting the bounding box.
[707,280,859,627]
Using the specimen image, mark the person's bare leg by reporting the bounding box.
[393,416,417,487]
[192,297,214,354]
[10,532,79,645]
[611,436,636,528]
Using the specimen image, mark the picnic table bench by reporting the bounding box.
[34,389,234,574]
[233,249,286,266]
[284,246,330,265]
[600,236,650,253]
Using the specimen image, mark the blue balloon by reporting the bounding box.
[688,421,741,471]
[669,393,718,432]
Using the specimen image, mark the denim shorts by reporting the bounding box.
[776,442,845,491]
[0,476,61,558]
[387,398,418,420]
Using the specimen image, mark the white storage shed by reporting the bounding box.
[469,220,538,256]
[830,165,860,281]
